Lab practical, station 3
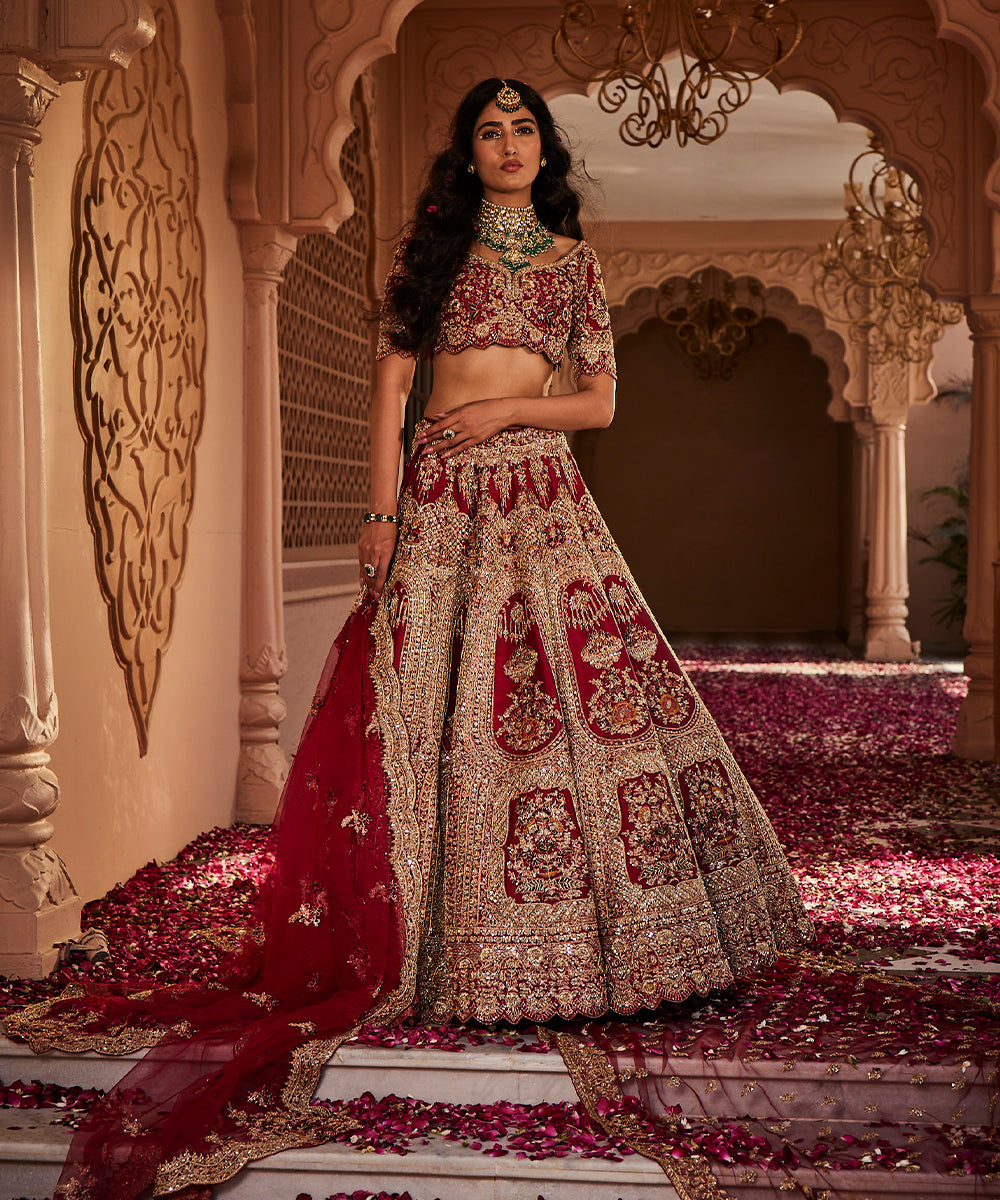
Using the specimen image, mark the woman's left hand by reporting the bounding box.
[416,398,514,458]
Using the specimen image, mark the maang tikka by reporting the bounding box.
[495,79,523,113]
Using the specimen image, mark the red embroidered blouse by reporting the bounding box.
[376,240,617,380]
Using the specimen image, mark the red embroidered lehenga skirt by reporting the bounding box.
[6,425,811,1197]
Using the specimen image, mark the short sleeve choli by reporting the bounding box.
[376,239,617,381]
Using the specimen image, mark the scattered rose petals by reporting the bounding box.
[3,648,998,1186]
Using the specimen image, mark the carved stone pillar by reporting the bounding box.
[0,56,82,977]
[847,417,874,650]
[236,224,298,824]
[953,296,1000,759]
[864,413,919,663]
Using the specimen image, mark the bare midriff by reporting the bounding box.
[423,344,555,419]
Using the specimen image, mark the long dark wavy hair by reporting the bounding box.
[384,78,585,357]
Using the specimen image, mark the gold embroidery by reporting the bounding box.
[547,1028,732,1200]
[340,809,371,838]
[288,902,324,927]
[387,427,810,1022]
[242,991,277,1010]
[377,241,617,381]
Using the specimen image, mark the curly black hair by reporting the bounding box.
[383,77,586,357]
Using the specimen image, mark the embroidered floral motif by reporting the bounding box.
[340,809,371,839]
[288,885,328,927]
[581,629,625,670]
[494,596,562,756]
[678,759,748,870]
[639,658,697,731]
[348,948,371,976]
[504,788,591,903]
[544,518,566,547]
[617,773,697,888]
[624,622,658,662]
[242,990,278,1010]
[496,681,560,754]
[585,669,648,738]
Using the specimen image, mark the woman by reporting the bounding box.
[6,77,811,1197]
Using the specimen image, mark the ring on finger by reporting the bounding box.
[363,562,375,578]
[442,428,456,440]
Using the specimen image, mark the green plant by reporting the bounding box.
[912,476,968,631]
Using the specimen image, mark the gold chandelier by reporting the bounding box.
[657,267,766,378]
[815,136,963,364]
[552,0,803,147]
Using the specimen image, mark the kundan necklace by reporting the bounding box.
[474,199,555,272]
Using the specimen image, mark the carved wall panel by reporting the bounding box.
[71,0,206,755]
[278,83,373,554]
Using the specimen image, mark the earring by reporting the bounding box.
[540,156,547,167]
[467,163,476,175]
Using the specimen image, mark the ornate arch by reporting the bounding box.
[610,273,851,420]
[768,3,993,298]
[213,1,998,291]
[923,0,1000,204]
[214,0,423,232]
[605,246,856,412]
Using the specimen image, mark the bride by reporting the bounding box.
[6,76,811,1198]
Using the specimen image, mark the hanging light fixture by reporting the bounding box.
[552,0,802,147]
[657,267,766,378]
[815,135,963,364]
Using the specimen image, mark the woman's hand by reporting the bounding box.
[359,522,398,599]
[415,397,515,458]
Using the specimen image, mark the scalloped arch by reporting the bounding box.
[218,0,997,296]
[610,274,851,421]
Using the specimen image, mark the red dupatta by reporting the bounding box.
[7,596,408,1198]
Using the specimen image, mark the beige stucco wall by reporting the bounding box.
[35,0,243,903]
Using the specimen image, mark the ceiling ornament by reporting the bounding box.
[814,135,963,365]
[656,267,766,378]
[552,0,802,147]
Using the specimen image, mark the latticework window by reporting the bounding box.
[278,88,373,556]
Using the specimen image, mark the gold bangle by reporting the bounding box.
[363,512,398,524]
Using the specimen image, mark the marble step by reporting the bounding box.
[1,1035,994,1126]
[2,1109,995,1200]
[0,1110,671,1200]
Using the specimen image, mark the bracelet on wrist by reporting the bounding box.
[363,512,398,524]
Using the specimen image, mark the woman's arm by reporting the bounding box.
[416,371,614,458]
[360,352,416,597]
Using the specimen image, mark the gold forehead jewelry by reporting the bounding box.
[495,79,523,113]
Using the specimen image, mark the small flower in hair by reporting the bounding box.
[426,205,438,213]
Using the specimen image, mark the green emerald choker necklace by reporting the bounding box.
[474,199,555,272]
